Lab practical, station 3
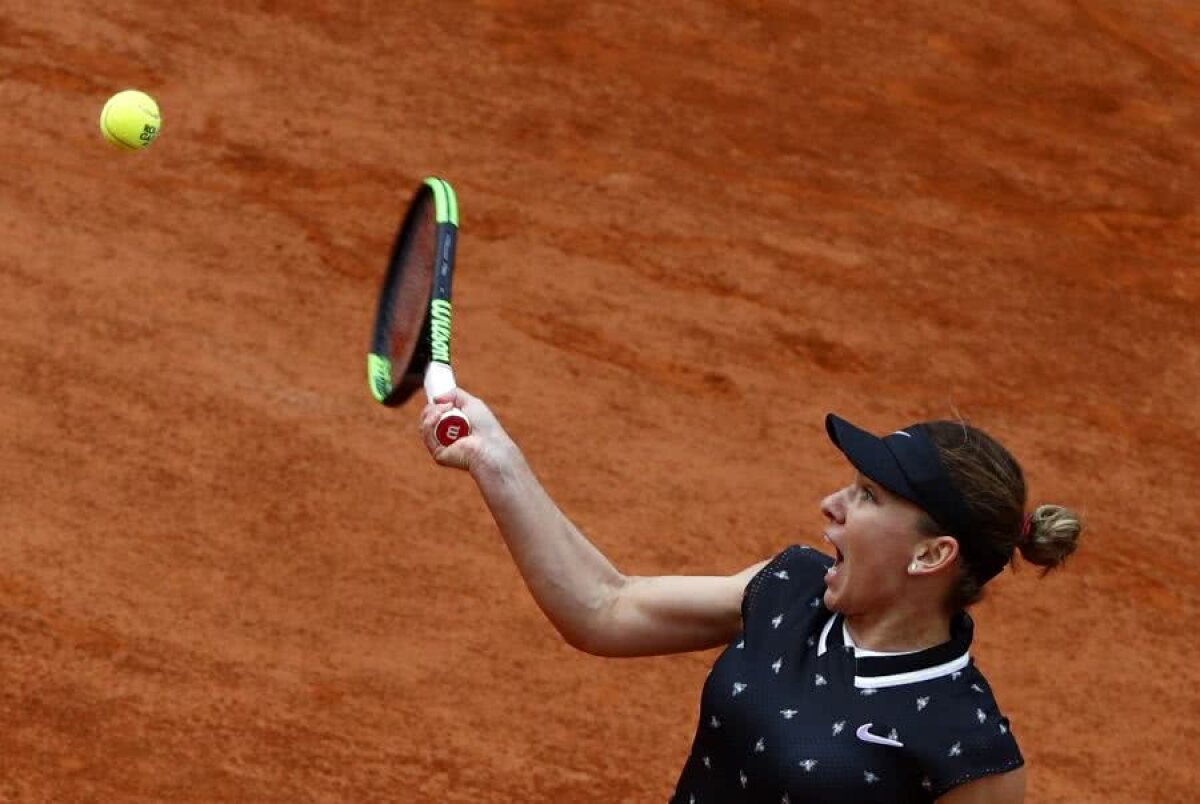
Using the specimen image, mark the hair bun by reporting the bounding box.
[1018,504,1083,573]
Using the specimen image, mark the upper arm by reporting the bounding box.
[577,559,769,657]
[936,767,1026,804]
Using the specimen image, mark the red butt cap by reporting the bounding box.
[435,410,471,447]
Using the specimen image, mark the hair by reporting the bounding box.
[915,420,1083,611]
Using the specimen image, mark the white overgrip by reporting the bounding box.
[424,361,458,402]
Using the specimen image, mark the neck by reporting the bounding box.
[843,601,951,653]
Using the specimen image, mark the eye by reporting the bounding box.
[859,484,878,504]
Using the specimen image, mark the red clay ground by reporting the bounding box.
[1,1,1197,801]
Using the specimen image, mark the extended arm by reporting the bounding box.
[421,390,766,657]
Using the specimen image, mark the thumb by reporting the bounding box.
[432,387,474,409]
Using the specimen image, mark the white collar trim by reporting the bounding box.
[817,613,836,656]
[813,613,972,688]
[853,653,972,688]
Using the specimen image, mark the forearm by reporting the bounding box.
[423,390,757,658]
[470,444,625,649]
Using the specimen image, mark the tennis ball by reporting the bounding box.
[99,90,162,150]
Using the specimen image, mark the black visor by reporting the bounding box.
[825,414,1009,583]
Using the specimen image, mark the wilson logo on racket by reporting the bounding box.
[429,299,453,363]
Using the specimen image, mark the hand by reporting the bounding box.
[419,388,517,476]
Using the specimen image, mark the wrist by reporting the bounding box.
[468,434,525,483]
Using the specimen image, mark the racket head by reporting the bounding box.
[368,177,459,406]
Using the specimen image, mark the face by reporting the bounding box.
[820,472,928,615]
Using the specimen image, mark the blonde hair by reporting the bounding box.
[1020,504,1083,572]
[919,421,1083,609]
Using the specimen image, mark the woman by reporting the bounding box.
[420,390,1082,803]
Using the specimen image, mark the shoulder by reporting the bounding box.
[741,544,832,629]
[904,664,1024,798]
[743,545,831,601]
[755,543,833,582]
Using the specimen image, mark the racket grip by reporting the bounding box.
[424,362,458,402]
[434,409,471,447]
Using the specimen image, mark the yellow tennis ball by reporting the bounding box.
[99,90,162,151]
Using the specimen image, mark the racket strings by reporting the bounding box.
[384,198,437,379]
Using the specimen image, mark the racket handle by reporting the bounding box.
[434,408,471,447]
[424,362,458,401]
[424,364,467,445]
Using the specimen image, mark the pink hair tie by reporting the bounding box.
[1020,513,1035,544]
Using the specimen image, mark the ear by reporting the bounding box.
[907,536,959,575]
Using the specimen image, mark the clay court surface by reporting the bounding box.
[1,1,1198,801]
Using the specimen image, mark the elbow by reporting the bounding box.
[561,629,608,656]
[556,575,628,657]
[562,628,632,658]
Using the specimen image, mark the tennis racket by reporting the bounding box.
[367,176,470,447]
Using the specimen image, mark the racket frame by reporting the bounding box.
[368,177,460,407]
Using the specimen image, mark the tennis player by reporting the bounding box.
[420,390,1082,803]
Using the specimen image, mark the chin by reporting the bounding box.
[822,587,842,612]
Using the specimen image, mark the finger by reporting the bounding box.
[419,404,443,434]
[421,398,457,423]
[433,387,475,408]
[423,413,450,454]
[429,427,475,468]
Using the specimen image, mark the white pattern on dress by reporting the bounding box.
[977,708,987,724]
[773,570,790,580]
[949,742,962,757]
[815,674,828,687]
[832,720,846,736]
[771,614,784,629]
[732,682,747,696]
[916,696,930,711]
[780,709,798,720]
[709,716,721,728]
[799,759,818,772]
[754,738,765,753]
[864,771,880,784]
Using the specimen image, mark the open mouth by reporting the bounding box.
[824,533,845,578]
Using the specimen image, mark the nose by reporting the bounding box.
[821,488,846,524]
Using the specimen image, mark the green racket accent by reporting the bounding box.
[368,353,393,403]
[425,177,459,226]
